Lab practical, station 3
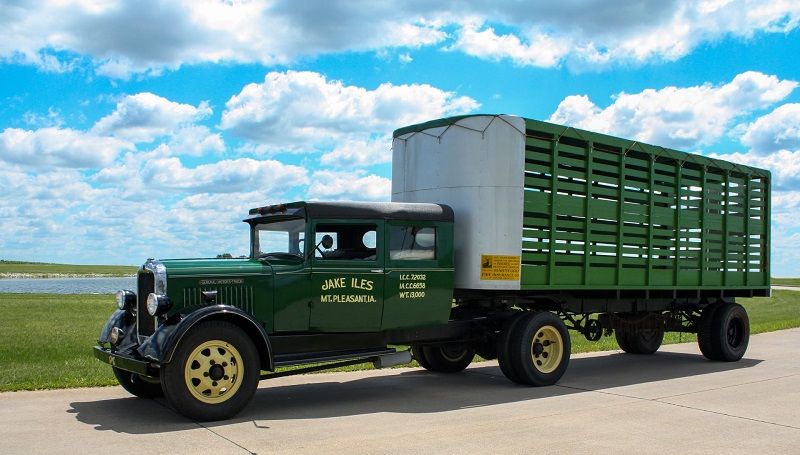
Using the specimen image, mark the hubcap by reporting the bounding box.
[184,340,244,404]
[727,318,744,348]
[530,326,563,374]
[440,345,468,362]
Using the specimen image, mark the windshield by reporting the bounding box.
[252,218,306,258]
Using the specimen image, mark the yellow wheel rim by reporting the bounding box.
[530,326,563,374]
[184,340,244,404]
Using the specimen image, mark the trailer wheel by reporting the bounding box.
[410,345,433,370]
[508,312,571,386]
[113,367,163,398]
[496,312,527,384]
[614,327,664,355]
[418,344,475,373]
[697,303,722,360]
[161,320,260,421]
[707,303,749,362]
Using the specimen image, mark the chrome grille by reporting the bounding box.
[137,271,156,337]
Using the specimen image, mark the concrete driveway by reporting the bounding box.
[2,328,799,454]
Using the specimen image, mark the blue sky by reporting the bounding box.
[1,0,799,275]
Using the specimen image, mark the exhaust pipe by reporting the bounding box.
[373,350,412,369]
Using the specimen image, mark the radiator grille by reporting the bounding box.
[137,271,156,337]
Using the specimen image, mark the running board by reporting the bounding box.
[262,349,412,380]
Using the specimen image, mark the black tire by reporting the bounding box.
[496,312,526,384]
[418,344,475,373]
[614,327,664,355]
[113,367,163,398]
[161,321,261,421]
[697,303,722,360]
[708,303,750,361]
[411,345,433,370]
[508,312,571,386]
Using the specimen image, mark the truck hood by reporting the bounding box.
[157,258,269,277]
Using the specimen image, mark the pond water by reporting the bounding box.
[0,277,137,294]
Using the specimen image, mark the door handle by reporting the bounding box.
[370,269,384,273]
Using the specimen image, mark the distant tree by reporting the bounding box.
[216,253,234,259]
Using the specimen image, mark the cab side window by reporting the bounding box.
[314,223,377,260]
[389,226,436,260]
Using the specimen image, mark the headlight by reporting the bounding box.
[146,293,171,316]
[151,262,167,295]
[115,289,136,311]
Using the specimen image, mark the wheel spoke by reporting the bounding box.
[184,340,244,404]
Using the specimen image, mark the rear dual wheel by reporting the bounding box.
[412,344,475,373]
[497,311,570,386]
[697,302,749,361]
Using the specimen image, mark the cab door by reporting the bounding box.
[382,220,454,330]
[309,220,385,332]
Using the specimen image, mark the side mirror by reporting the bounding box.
[321,234,334,250]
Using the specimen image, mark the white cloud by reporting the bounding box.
[167,125,225,156]
[4,1,796,76]
[0,127,133,169]
[451,22,570,68]
[740,103,800,154]
[220,70,478,151]
[0,1,446,78]
[451,0,800,69]
[92,92,212,143]
[307,170,391,201]
[548,71,797,149]
[320,135,392,168]
[140,157,309,194]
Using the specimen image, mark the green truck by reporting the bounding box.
[95,114,771,421]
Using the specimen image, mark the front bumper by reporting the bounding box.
[93,346,160,377]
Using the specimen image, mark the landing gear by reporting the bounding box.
[697,302,749,361]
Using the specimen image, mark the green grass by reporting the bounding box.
[0,260,137,276]
[771,277,800,287]
[1,291,800,392]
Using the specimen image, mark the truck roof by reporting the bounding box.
[246,201,454,222]
[394,114,770,178]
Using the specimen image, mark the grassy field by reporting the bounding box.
[772,278,800,287]
[0,260,137,276]
[1,291,800,392]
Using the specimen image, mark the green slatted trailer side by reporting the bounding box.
[521,118,770,292]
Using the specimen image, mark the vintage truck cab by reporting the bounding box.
[95,201,468,420]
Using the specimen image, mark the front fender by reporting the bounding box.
[99,310,135,344]
[137,305,273,371]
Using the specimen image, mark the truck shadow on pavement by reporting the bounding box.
[68,351,762,433]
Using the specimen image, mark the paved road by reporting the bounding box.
[2,329,799,455]
[772,285,800,291]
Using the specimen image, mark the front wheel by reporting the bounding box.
[113,367,163,398]
[161,321,261,421]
